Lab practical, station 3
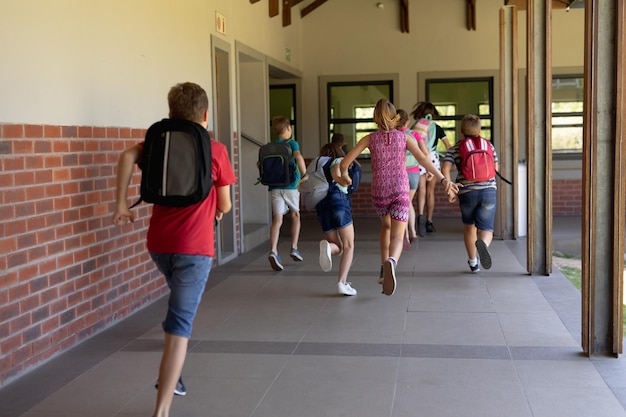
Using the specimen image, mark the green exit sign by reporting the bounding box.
[285,48,291,63]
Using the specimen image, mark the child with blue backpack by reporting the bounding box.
[266,116,308,271]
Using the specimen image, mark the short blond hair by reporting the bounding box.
[373,98,400,131]
[460,114,482,137]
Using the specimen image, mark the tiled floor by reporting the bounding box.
[2,216,626,417]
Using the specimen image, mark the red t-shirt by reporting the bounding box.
[146,140,236,257]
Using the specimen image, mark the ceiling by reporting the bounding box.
[504,0,584,10]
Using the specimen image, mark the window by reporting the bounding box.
[269,85,296,141]
[552,76,583,152]
[327,81,393,155]
[426,77,494,153]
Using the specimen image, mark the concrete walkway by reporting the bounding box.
[2,216,626,417]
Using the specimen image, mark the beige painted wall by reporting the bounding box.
[0,0,303,128]
[298,0,584,157]
[1,0,584,151]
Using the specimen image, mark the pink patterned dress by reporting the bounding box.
[368,129,410,221]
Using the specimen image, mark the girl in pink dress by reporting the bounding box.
[338,99,458,296]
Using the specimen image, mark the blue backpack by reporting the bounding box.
[257,140,296,186]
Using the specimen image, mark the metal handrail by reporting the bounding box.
[241,132,264,148]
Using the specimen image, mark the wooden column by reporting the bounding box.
[499,6,519,240]
[526,0,552,275]
[581,0,626,356]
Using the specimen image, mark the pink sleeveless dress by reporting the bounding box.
[368,129,410,221]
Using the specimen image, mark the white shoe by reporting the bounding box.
[337,281,357,296]
[319,240,332,272]
[382,258,397,296]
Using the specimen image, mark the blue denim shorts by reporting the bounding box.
[316,187,353,233]
[150,253,213,338]
[407,172,420,190]
[458,188,497,232]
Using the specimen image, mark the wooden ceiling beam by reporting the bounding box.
[282,0,306,27]
[269,0,279,17]
[504,0,570,10]
[301,0,327,18]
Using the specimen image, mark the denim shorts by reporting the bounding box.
[316,188,353,233]
[458,188,497,232]
[150,253,213,338]
[407,172,420,190]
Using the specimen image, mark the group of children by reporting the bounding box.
[267,98,498,298]
[111,85,497,416]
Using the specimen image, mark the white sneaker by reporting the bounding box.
[319,240,332,272]
[382,258,397,296]
[337,281,357,296]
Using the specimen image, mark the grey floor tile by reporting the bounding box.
[403,312,507,345]
[251,356,397,417]
[524,386,626,417]
[515,359,608,388]
[498,312,579,347]
[295,342,401,357]
[183,352,290,379]
[303,309,408,344]
[396,357,520,385]
[407,276,494,312]
[401,344,510,359]
[25,352,159,415]
[119,375,273,417]
[392,382,533,417]
[485,276,555,312]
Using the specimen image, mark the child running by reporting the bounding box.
[313,143,358,296]
[396,109,431,244]
[338,98,458,296]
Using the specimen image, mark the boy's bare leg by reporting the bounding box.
[270,213,283,253]
[290,210,301,250]
[463,224,478,259]
[153,333,188,417]
[477,229,493,246]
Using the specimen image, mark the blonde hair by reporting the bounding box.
[373,98,400,131]
[460,114,482,137]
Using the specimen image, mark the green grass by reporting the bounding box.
[559,265,582,290]
[554,253,626,336]
[553,251,581,261]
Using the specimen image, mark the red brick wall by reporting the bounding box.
[0,123,166,386]
[552,178,582,215]
[303,179,581,217]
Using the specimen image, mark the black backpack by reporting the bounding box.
[257,140,296,186]
[131,118,213,208]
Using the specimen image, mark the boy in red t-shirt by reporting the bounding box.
[112,82,236,417]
